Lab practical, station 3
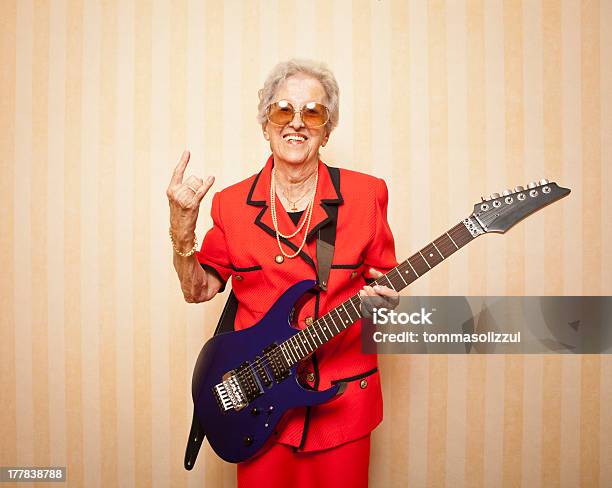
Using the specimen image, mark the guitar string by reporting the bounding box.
[229,223,472,387]
[228,195,541,388]
[229,222,472,387]
[228,222,473,386]
[230,222,465,386]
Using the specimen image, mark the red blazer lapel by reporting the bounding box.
[246,155,343,271]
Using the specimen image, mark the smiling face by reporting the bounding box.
[262,73,330,169]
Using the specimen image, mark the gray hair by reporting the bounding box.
[257,59,340,133]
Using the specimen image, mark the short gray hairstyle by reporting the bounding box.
[257,59,340,133]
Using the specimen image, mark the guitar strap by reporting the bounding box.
[184,166,340,470]
[184,290,239,470]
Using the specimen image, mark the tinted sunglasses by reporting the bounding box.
[266,100,330,129]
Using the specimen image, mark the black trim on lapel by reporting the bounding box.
[246,168,266,206]
[306,165,343,242]
[253,206,317,270]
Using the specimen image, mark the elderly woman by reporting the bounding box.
[167,59,398,488]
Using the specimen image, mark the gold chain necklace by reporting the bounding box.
[270,166,319,258]
[281,173,316,211]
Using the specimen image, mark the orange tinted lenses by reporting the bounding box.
[267,100,329,128]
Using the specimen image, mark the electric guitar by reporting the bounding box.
[186,179,570,465]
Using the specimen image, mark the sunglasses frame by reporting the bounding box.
[266,100,330,129]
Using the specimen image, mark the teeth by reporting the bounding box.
[285,135,305,142]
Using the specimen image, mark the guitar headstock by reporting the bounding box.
[472,179,571,233]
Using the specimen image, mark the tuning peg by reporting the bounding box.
[539,178,549,185]
[514,185,524,192]
[527,181,538,189]
[502,189,512,196]
[481,195,487,202]
[489,193,500,200]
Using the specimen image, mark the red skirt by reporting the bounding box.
[237,434,371,488]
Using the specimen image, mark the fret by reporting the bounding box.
[446,231,459,249]
[433,235,451,258]
[286,341,297,364]
[421,243,444,267]
[449,224,473,247]
[314,323,324,343]
[379,273,394,290]
[348,296,361,318]
[291,336,304,358]
[338,305,352,328]
[301,329,315,352]
[332,308,344,332]
[406,257,420,277]
[328,312,341,334]
[315,321,327,341]
[288,336,297,360]
[388,268,405,291]
[409,254,429,275]
[320,316,332,339]
[418,251,431,268]
[297,335,308,357]
[395,265,408,286]
[280,344,291,365]
[431,241,444,259]
[308,326,320,348]
[304,331,314,353]
[279,343,291,364]
[324,316,335,338]
[308,325,321,347]
[399,262,415,282]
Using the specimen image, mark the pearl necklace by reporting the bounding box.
[270,166,319,258]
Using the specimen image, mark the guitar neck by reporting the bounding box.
[279,217,481,365]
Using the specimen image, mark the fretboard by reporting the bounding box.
[278,219,478,366]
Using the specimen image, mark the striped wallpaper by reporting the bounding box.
[1,0,611,486]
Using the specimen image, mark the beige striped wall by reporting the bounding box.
[1,0,611,486]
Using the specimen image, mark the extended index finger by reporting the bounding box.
[170,150,190,186]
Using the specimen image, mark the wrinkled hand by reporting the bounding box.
[359,267,400,317]
[166,150,215,241]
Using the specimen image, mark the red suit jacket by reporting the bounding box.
[196,155,398,451]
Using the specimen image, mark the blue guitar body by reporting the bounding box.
[190,279,346,463]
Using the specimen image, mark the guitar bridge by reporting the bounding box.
[213,372,246,412]
[213,362,264,412]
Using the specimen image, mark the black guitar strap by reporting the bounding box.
[184,166,340,470]
[316,166,339,292]
[184,291,238,470]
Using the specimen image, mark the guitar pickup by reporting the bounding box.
[254,356,273,387]
[263,344,290,382]
[235,362,264,404]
